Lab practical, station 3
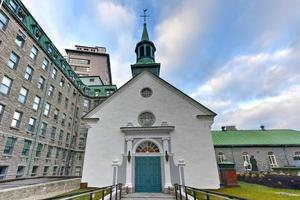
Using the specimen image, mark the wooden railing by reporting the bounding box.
[45,183,122,200]
[174,184,248,200]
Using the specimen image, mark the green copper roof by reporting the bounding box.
[141,23,149,41]
[212,129,300,146]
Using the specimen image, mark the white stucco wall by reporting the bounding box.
[82,72,220,189]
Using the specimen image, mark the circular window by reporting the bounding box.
[140,88,152,98]
[138,112,155,127]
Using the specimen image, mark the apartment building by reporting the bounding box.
[0,0,117,179]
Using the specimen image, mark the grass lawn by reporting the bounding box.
[207,181,300,200]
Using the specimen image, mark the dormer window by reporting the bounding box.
[9,0,17,12]
[17,9,26,21]
[33,27,42,40]
[48,45,53,54]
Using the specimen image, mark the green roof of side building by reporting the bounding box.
[212,129,300,147]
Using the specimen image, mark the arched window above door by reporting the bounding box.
[136,141,160,153]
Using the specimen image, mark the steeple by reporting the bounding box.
[131,10,160,77]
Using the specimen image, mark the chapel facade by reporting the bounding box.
[82,21,220,192]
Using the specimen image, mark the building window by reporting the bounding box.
[51,68,57,79]
[75,167,81,176]
[61,113,66,126]
[31,166,38,176]
[65,98,69,109]
[46,146,53,158]
[141,88,152,98]
[8,0,17,11]
[30,46,38,60]
[0,166,8,179]
[37,76,45,90]
[0,75,13,95]
[18,87,28,104]
[295,152,300,158]
[16,166,25,178]
[27,117,36,133]
[59,130,64,141]
[15,30,26,48]
[60,166,65,176]
[40,122,47,136]
[242,152,251,171]
[136,141,160,153]
[0,104,4,123]
[3,137,16,155]
[57,92,62,104]
[53,108,59,120]
[21,140,32,156]
[56,148,60,159]
[67,83,71,92]
[59,77,65,87]
[32,96,41,111]
[53,166,58,176]
[217,152,226,163]
[48,85,54,97]
[138,112,155,127]
[7,51,20,69]
[35,143,43,157]
[42,58,49,70]
[24,65,33,81]
[0,10,9,31]
[51,127,56,140]
[48,45,53,54]
[68,117,72,129]
[43,166,49,176]
[66,133,70,144]
[268,152,278,168]
[44,103,51,117]
[11,111,22,128]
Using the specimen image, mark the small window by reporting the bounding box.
[47,85,54,97]
[35,143,43,157]
[11,111,22,128]
[141,88,152,98]
[24,65,33,81]
[59,77,65,87]
[65,98,69,109]
[15,30,26,48]
[37,76,45,90]
[3,137,16,155]
[53,166,58,176]
[42,58,49,70]
[0,75,13,95]
[138,112,155,127]
[9,0,17,12]
[46,146,52,158]
[30,46,38,60]
[268,152,278,168]
[21,140,32,156]
[90,78,95,82]
[0,104,5,122]
[51,127,56,140]
[32,96,41,111]
[51,68,57,79]
[27,117,36,133]
[16,166,25,178]
[44,102,51,117]
[217,152,226,163]
[48,45,53,54]
[18,87,28,104]
[0,10,9,31]
[43,166,49,176]
[0,166,8,179]
[139,46,144,57]
[59,130,64,141]
[146,46,151,56]
[61,113,66,126]
[7,52,20,69]
[57,92,62,104]
[31,166,38,176]
[40,122,47,136]
[136,141,160,153]
[53,108,59,120]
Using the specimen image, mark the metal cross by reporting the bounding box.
[140,9,149,24]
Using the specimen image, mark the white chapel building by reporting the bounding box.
[82,22,220,192]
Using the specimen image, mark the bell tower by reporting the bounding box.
[131,9,160,77]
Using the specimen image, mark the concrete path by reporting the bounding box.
[122,193,176,200]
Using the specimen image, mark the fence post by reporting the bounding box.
[102,189,105,200]
[193,190,196,200]
[175,184,178,200]
[179,185,182,200]
[205,192,210,200]
[89,192,93,200]
[119,184,122,200]
[110,186,112,200]
[184,186,188,200]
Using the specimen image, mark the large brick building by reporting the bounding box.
[0,0,116,179]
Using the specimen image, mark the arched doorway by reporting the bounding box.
[134,141,162,192]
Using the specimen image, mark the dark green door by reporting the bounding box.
[135,156,162,192]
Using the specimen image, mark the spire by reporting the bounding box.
[140,9,149,41]
[141,23,149,41]
[131,9,160,77]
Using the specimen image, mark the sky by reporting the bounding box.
[22,0,300,131]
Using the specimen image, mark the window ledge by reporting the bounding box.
[10,126,20,130]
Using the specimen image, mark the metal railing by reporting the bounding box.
[174,184,248,200]
[45,183,122,200]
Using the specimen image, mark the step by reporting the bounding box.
[121,193,175,200]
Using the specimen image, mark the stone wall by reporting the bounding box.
[0,178,81,200]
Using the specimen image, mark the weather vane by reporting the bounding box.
[140,9,149,24]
